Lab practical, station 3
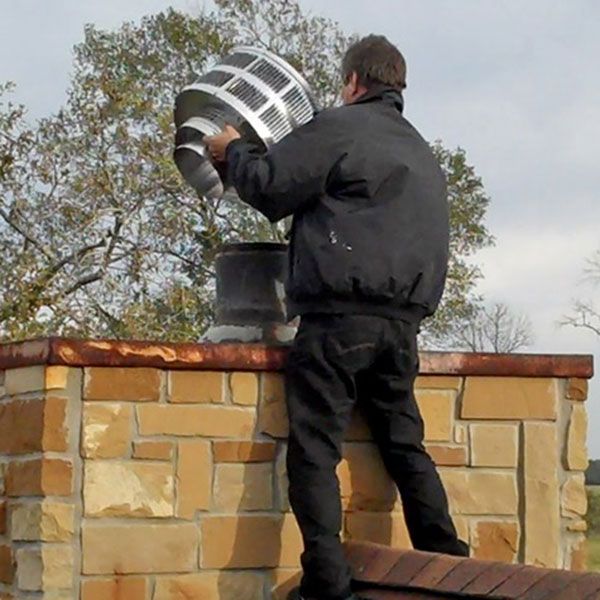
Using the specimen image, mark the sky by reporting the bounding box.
[1,1,599,452]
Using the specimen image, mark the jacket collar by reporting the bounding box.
[352,84,404,113]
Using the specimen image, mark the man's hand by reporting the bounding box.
[204,125,241,163]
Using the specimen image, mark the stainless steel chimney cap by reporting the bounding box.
[174,46,320,200]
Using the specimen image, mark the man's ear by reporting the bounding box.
[349,71,360,95]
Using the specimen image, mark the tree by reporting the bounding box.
[0,1,492,343]
[562,249,600,337]
[441,301,533,353]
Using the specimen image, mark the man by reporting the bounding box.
[205,35,468,600]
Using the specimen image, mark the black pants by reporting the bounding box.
[285,314,469,600]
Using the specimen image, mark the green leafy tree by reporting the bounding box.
[0,0,493,344]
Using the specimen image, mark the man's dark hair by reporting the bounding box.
[341,35,407,91]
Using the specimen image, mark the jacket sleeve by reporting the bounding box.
[225,112,344,222]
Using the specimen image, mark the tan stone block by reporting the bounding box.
[523,422,560,568]
[213,441,276,463]
[44,366,70,391]
[345,511,412,548]
[337,443,397,511]
[154,572,264,600]
[0,544,13,584]
[84,367,161,401]
[201,515,299,568]
[415,376,462,390]
[470,424,518,468]
[5,366,45,395]
[275,444,290,512]
[566,404,589,471]
[462,377,557,420]
[561,473,587,518]
[133,441,174,460]
[6,458,72,497]
[415,390,454,442]
[84,460,174,518]
[169,370,224,404]
[471,521,519,563]
[426,445,468,466]
[82,403,131,459]
[453,516,470,544]
[258,372,288,438]
[454,424,467,444]
[566,378,588,401]
[0,399,44,454]
[567,519,588,532]
[214,463,273,511]
[271,570,302,600]
[81,577,147,600]
[345,407,372,441]
[138,405,256,438]
[440,470,518,515]
[230,372,259,406]
[176,441,212,518]
[82,523,198,574]
[11,502,74,541]
[16,546,73,590]
[569,536,587,572]
[43,396,68,452]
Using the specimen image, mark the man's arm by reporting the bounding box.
[222,113,344,222]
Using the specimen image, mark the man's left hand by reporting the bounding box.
[204,125,241,163]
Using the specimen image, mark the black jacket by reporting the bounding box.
[226,86,449,322]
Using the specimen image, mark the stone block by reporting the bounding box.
[453,516,470,544]
[415,376,462,390]
[133,441,174,460]
[214,463,273,511]
[138,405,256,438]
[561,473,587,518]
[168,371,224,403]
[471,521,519,563]
[44,366,70,391]
[569,537,587,572]
[523,422,560,568]
[11,502,74,541]
[470,424,518,468]
[567,520,588,532]
[176,441,212,518]
[566,378,588,400]
[84,460,174,518]
[0,544,13,584]
[258,373,288,438]
[337,443,397,511]
[42,396,68,452]
[271,570,302,600]
[201,514,301,568]
[230,372,259,406]
[81,577,147,600]
[6,458,72,497]
[4,366,45,395]
[0,399,44,454]
[462,377,557,420]
[213,441,276,463]
[440,470,518,515]
[16,546,73,590]
[566,404,589,471]
[454,424,468,444]
[153,572,265,600]
[415,390,454,442]
[426,445,468,466]
[275,445,290,512]
[82,403,131,459]
[84,367,161,401]
[345,511,412,548]
[82,523,198,574]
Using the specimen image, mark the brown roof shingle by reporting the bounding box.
[344,541,600,600]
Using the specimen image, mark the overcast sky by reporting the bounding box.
[1,1,599,453]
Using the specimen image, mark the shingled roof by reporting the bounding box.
[344,541,600,600]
